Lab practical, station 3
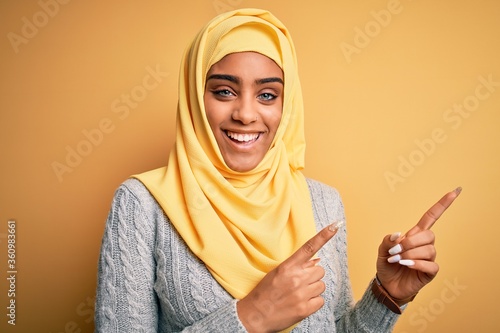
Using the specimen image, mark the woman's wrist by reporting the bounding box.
[236,298,271,333]
[371,275,417,313]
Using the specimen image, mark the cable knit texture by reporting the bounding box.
[95,178,401,332]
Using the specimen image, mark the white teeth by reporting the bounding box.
[226,131,259,142]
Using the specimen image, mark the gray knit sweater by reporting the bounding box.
[94,178,400,332]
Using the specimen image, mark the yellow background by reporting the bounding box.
[1,0,499,332]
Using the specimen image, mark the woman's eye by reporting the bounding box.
[259,93,277,101]
[213,89,234,97]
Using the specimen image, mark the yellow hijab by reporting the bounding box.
[134,8,316,302]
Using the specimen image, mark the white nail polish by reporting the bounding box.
[399,259,415,266]
[329,220,345,232]
[390,232,401,242]
[387,254,401,263]
[388,244,403,255]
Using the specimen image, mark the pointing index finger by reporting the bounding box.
[287,221,344,265]
[416,187,462,231]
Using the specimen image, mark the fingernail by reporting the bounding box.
[390,232,401,242]
[329,220,345,232]
[387,254,401,263]
[305,258,321,267]
[311,258,321,266]
[454,187,462,195]
[388,243,403,255]
[399,259,415,266]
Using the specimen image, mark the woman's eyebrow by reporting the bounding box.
[256,77,284,85]
[206,74,283,86]
[206,74,239,83]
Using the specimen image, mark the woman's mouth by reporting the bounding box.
[225,130,260,144]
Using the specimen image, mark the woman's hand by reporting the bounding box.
[237,221,343,333]
[376,187,462,304]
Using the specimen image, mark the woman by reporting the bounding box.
[94,8,460,332]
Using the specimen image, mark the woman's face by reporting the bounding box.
[204,52,284,172]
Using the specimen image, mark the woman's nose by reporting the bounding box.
[232,97,258,124]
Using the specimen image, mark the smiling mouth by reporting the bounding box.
[225,130,260,143]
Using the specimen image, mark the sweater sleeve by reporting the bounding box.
[94,183,159,332]
[335,284,401,332]
[306,178,400,332]
[178,300,246,333]
[94,181,247,333]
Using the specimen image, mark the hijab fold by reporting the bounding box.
[134,8,316,305]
